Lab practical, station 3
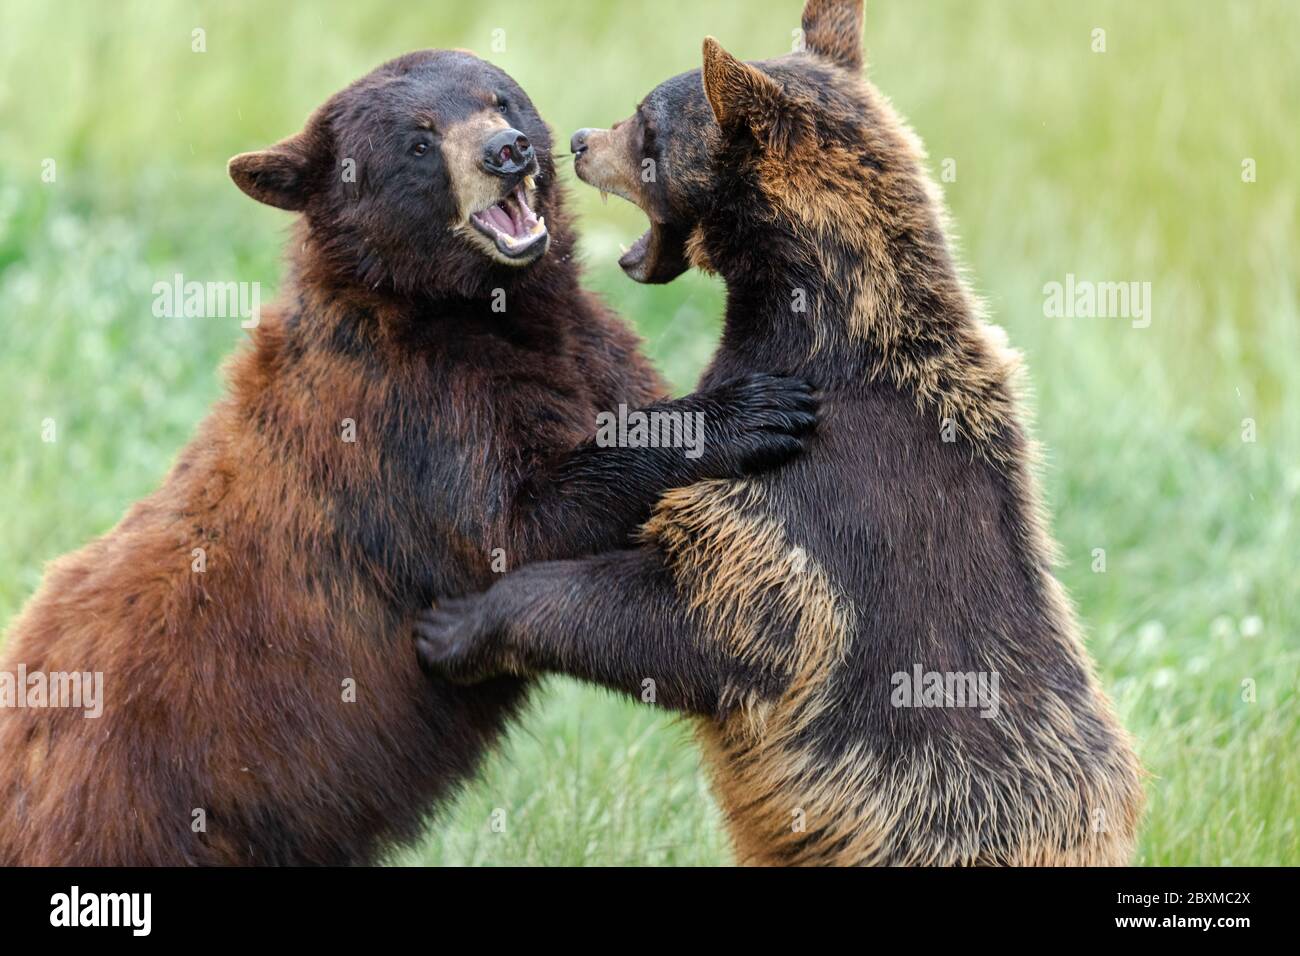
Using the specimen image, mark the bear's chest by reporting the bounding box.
[349,347,599,588]
[459,343,604,469]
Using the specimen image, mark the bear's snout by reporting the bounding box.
[483,128,536,178]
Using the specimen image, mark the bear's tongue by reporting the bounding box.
[470,185,547,257]
[480,186,540,238]
[481,203,516,235]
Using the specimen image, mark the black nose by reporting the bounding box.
[483,128,535,177]
[570,128,593,157]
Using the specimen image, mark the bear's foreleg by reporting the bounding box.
[509,373,816,561]
[414,548,770,717]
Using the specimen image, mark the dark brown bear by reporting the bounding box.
[0,50,815,865]
[416,2,1145,866]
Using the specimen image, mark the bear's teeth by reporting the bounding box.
[524,174,536,191]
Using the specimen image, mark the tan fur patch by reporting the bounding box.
[442,111,512,221]
[751,68,1029,462]
[572,121,647,209]
[640,478,1143,867]
[684,225,716,275]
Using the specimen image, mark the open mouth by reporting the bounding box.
[469,179,548,261]
[574,155,688,283]
[616,215,687,284]
[587,183,656,279]
[618,226,653,278]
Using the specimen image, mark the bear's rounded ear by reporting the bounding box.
[228,133,317,211]
[799,0,864,72]
[701,37,807,154]
[701,37,784,132]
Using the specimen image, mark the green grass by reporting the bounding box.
[1,0,1296,865]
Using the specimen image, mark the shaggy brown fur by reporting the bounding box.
[0,50,815,865]
[418,2,1145,866]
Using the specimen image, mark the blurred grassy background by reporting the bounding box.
[0,0,1296,865]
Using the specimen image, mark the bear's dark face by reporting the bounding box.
[571,0,878,286]
[571,69,717,284]
[230,50,558,298]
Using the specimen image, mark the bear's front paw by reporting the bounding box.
[412,594,507,685]
[705,373,819,477]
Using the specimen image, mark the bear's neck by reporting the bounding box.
[714,208,1022,456]
[274,225,589,358]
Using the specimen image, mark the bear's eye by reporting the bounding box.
[411,142,430,157]
[496,98,509,114]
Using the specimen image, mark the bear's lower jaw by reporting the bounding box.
[619,220,691,285]
[619,228,653,279]
[469,182,548,264]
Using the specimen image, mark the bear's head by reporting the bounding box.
[571,0,925,291]
[230,50,559,298]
